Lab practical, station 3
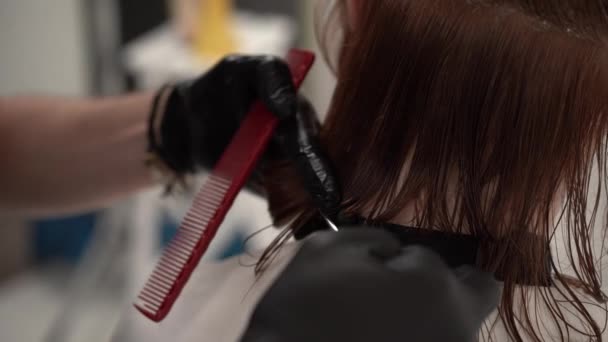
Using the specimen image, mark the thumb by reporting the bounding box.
[254,56,297,120]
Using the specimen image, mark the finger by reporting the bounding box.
[454,266,501,318]
[293,97,321,136]
[254,56,297,120]
[277,98,341,217]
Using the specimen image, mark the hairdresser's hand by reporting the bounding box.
[153,55,297,174]
[153,54,341,211]
[273,97,341,218]
[241,229,500,342]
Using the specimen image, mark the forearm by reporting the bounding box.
[0,93,156,217]
[0,54,312,218]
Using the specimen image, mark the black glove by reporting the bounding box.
[274,97,341,219]
[149,54,342,215]
[151,55,297,174]
[241,229,500,342]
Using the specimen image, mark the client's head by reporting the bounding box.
[264,0,608,340]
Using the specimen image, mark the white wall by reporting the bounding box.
[299,1,336,118]
[0,0,90,95]
[0,0,92,291]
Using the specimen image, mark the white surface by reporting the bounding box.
[0,0,90,96]
[124,12,296,89]
[0,265,121,342]
[298,1,338,118]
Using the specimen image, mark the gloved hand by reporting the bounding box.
[241,229,500,342]
[274,97,341,219]
[149,54,342,215]
[150,55,297,174]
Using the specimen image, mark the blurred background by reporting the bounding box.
[0,1,336,341]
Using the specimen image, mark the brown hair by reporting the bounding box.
[263,0,608,340]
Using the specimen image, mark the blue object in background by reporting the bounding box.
[34,213,97,263]
[161,214,178,247]
[161,218,247,261]
[218,229,247,260]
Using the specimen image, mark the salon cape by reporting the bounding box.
[112,242,607,342]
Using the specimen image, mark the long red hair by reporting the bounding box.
[263,0,608,340]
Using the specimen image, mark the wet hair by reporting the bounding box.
[262,0,608,340]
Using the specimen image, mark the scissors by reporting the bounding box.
[276,96,342,233]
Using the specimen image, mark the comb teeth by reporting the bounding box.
[134,175,231,314]
[134,49,316,323]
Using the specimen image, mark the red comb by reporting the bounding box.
[134,49,316,322]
